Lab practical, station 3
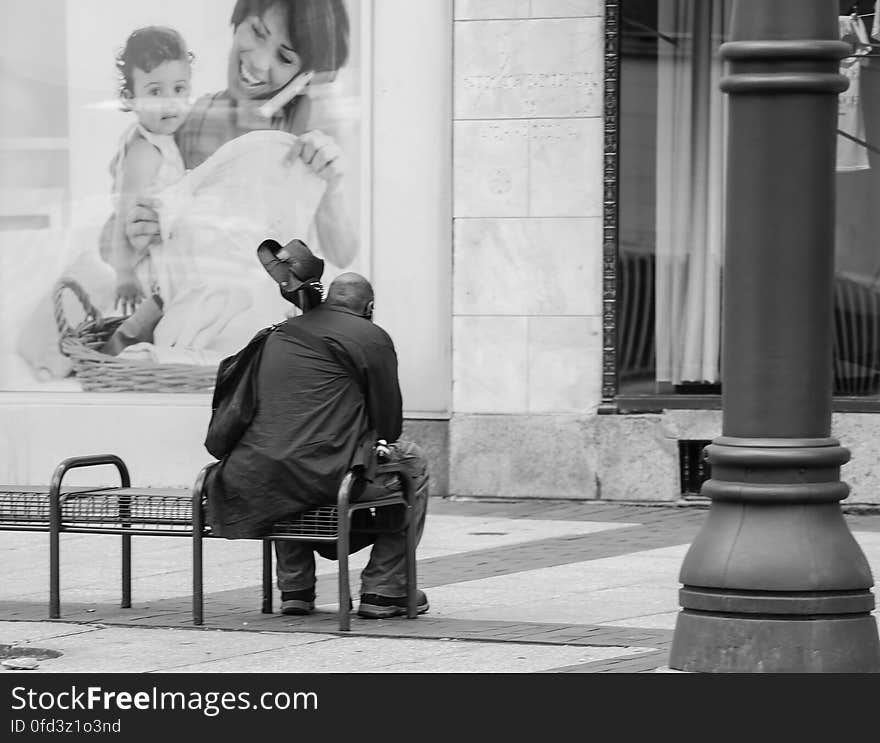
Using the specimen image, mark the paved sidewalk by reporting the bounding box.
[2,499,879,673]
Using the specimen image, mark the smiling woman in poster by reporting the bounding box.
[126,0,355,265]
[108,0,357,364]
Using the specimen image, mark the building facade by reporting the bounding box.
[1,0,878,506]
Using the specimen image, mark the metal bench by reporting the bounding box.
[0,453,418,632]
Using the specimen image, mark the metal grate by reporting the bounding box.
[1,486,408,538]
[61,489,193,532]
[270,506,340,538]
[0,491,51,526]
[678,439,712,497]
[269,494,409,539]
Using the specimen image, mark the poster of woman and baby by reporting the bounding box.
[0,0,366,391]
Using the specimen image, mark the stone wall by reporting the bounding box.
[446,407,880,506]
[450,1,608,498]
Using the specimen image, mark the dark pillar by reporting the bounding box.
[668,0,880,673]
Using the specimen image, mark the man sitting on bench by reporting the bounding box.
[205,238,430,619]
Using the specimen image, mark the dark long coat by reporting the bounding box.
[205,305,403,538]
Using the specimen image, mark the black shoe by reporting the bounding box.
[357,590,429,619]
[281,588,315,615]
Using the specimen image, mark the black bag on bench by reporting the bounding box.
[204,325,277,460]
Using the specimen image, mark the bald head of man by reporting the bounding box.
[325,272,375,319]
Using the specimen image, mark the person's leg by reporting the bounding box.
[274,541,316,615]
[358,440,430,618]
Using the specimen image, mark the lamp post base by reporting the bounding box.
[669,610,880,673]
[668,440,880,673]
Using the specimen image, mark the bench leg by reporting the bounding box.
[192,491,203,626]
[262,540,273,614]
[191,464,219,626]
[405,502,417,619]
[49,522,60,620]
[338,509,351,632]
[49,489,61,619]
[121,535,132,609]
[192,531,203,625]
[120,492,132,609]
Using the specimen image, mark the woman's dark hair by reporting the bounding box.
[116,26,193,107]
[230,0,350,74]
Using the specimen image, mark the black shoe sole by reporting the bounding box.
[357,599,429,619]
[280,600,315,616]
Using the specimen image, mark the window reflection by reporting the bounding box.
[619,0,880,399]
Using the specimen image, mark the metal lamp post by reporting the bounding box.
[668,0,880,672]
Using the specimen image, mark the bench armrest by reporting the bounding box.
[49,454,131,501]
[192,461,220,536]
[192,461,219,503]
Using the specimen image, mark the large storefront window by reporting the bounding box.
[0,0,365,393]
[618,0,880,402]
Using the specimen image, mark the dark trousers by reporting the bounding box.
[275,440,429,597]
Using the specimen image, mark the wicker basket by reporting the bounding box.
[53,279,217,393]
